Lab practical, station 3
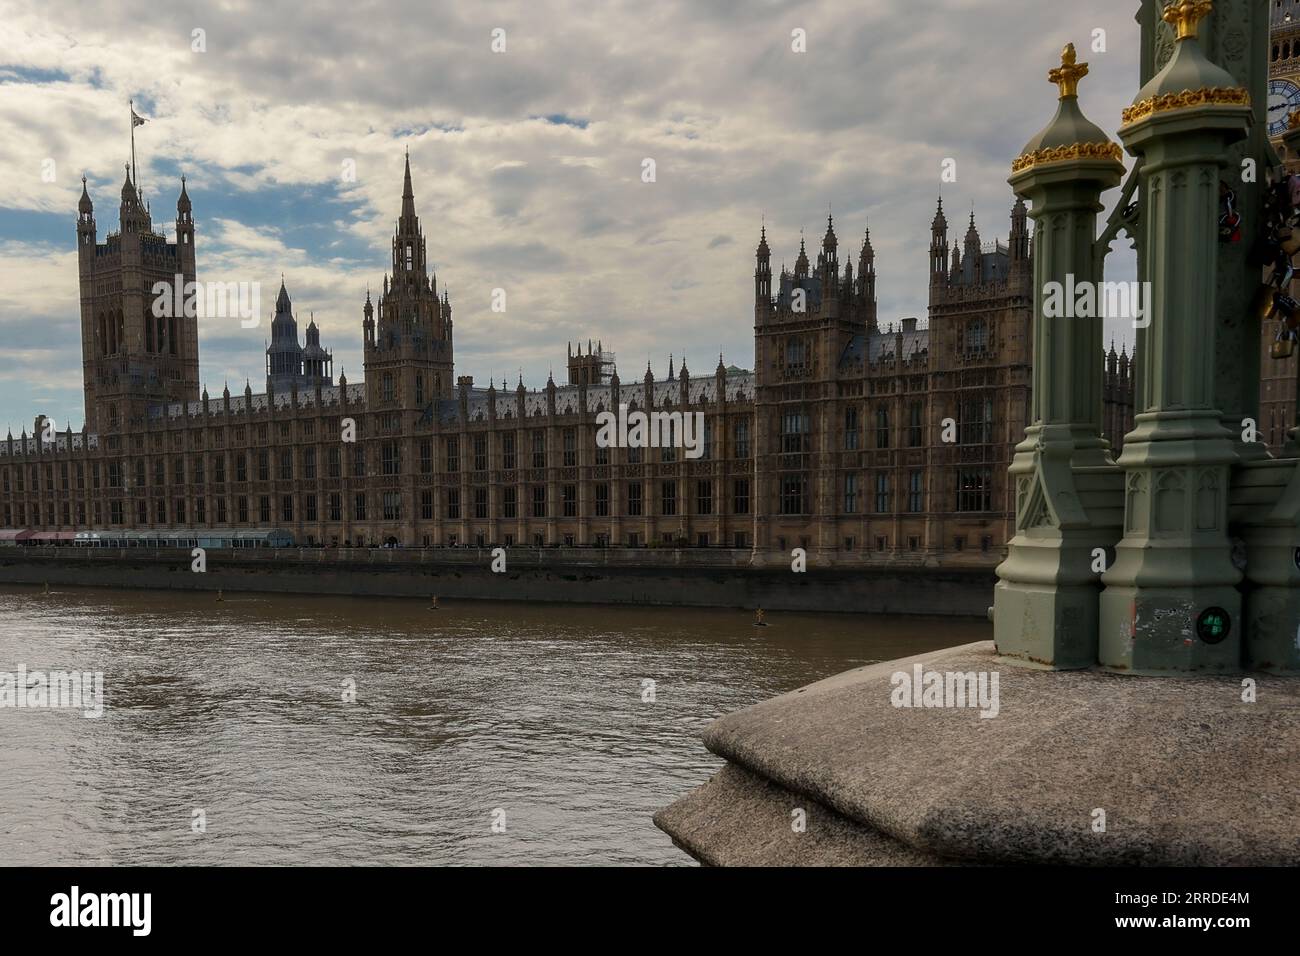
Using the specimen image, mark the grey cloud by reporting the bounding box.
[0,0,1144,428]
[470,240,571,274]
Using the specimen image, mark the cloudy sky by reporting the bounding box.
[0,0,1142,432]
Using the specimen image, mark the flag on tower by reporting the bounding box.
[128,101,147,189]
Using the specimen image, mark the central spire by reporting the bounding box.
[401,147,416,224]
[391,150,428,281]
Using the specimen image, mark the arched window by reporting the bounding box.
[785,337,807,368]
[967,321,987,353]
[381,372,395,402]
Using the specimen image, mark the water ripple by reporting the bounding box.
[0,585,982,865]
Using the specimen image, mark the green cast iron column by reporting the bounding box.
[994,45,1126,668]
[1140,0,1272,463]
[1098,1,1253,673]
[1202,1,1271,463]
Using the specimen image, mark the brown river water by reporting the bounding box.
[0,584,988,865]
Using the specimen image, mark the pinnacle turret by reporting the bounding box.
[794,235,809,278]
[932,197,947,234]
[930,199,950,284]
[822,212,837,254]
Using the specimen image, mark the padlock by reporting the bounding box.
[1277,294,1299,322]
[1220,187,1243,243]
[1272,321,1299,359]
[1276,258,1297,289]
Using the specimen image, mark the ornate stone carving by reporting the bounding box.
[1011,142,1124,174]
[1121,86,1251,126]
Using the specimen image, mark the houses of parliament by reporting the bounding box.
[15,11,1300,569]
[0,144,1150,566]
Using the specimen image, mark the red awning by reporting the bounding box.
[28,531,75,541]
[0,529,33,541]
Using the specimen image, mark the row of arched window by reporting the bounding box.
[379,370,441,404]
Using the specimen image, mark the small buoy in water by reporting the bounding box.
[753,608,767,627]
[217,589,224,603]
[431,595,440,610]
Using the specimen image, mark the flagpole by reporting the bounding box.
[129,99,136,187]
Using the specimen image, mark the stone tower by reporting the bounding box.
[567,340,612,385]
[302,315,334,387]
[1268,0,1300,143]
[1263,3,1300,451]
[266,280,306,393]
[927,200,1033,540]
[363,151,454,413]
[77,166,198,434]
[752,216,885,557]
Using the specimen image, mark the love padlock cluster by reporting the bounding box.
[1250,170,1300,359]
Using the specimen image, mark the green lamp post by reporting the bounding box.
[994,45,1127,668]
[1098,0,1253,673]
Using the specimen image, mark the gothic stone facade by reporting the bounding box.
[1,156,1137,566]
[750,201,1036,560]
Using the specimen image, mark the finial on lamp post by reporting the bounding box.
[1048,43,1089,100]
[1162,0,1214,42]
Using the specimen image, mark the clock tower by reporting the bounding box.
[1270,1,1300,141]
[1265,2,1300,453]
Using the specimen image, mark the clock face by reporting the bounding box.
[1268,78,1300,137]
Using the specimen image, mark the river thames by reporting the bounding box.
[0,585,988,865]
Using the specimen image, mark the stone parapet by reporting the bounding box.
[656,642,1300,865]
